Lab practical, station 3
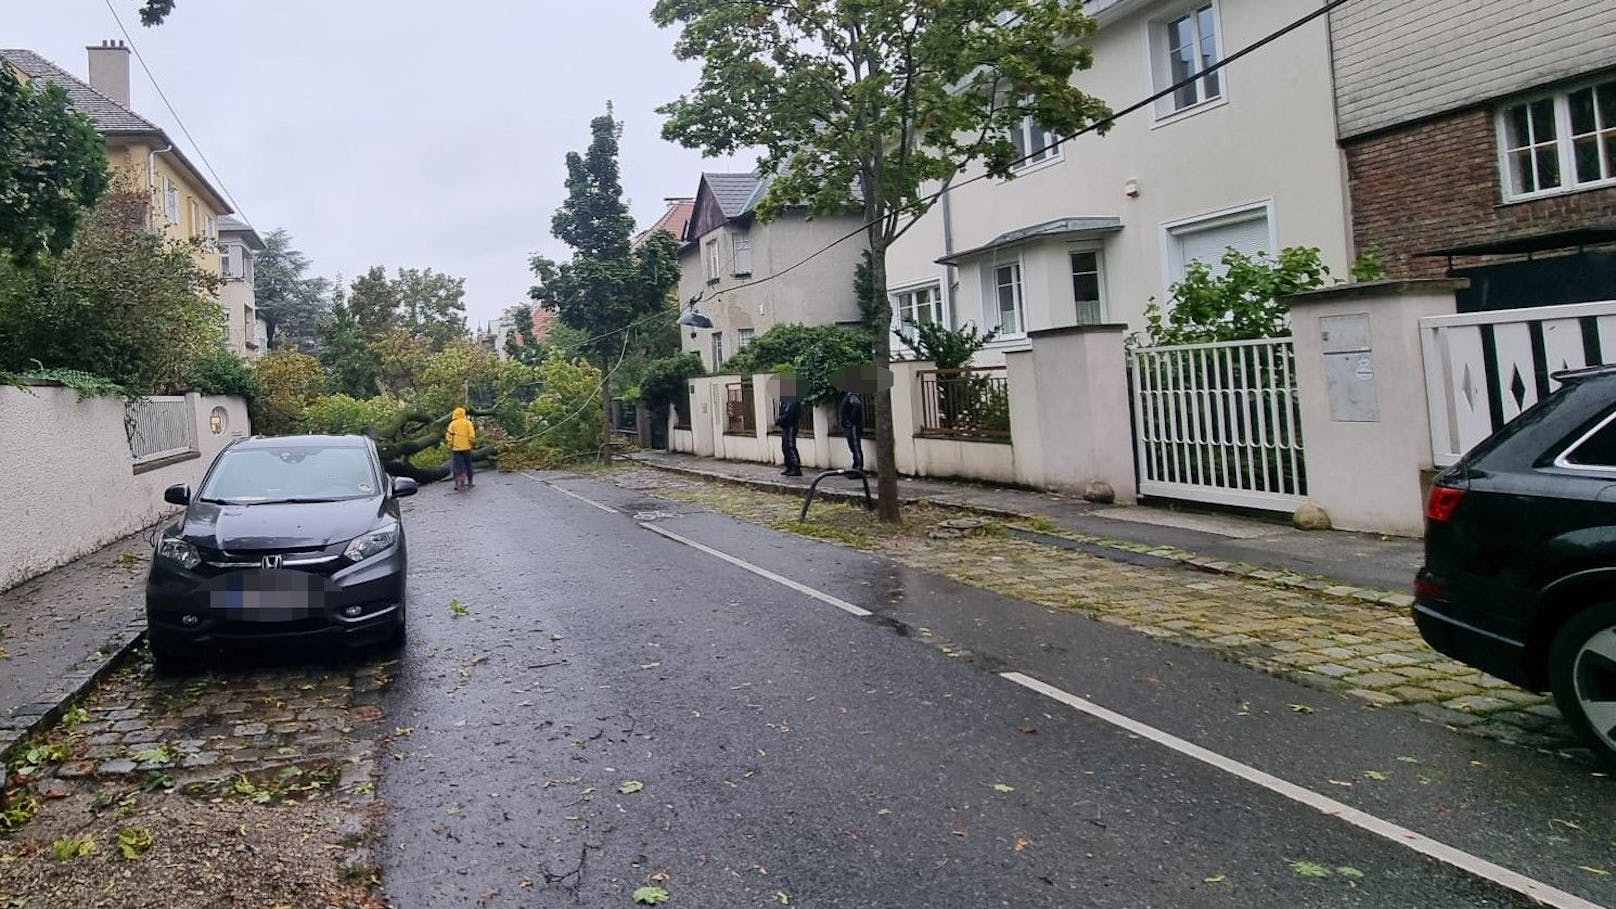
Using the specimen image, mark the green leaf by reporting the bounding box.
[1203,874,1226,884]
[449,599,469,617]
[619,780,645,794]
[1395,755,1421,764]
[1288,704,1315,714]
[992,783,1015,793]
[1336,866,1365,879]
[1289,860,1332,878]
[633,885,670,904]
[1363,770,1388,781]
[116,826,153,860]
[61,707,91,726]
[51,835,95,861]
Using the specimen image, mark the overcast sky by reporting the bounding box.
[8,0,753,328]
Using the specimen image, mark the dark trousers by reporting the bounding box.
[780,424,801,472]
[843,424,865,471]
[452,449,475,482]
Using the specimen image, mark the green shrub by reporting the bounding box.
[304,394,401,436]
[723,323,870,402]
[638,352,705,419]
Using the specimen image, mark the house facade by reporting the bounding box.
[1329,0,1616,312]
[677,174,868,371]
[218,216,265,358]
[884,0,1351,359]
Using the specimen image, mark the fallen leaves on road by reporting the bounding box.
[449,599,469,617]
[633,885,671,904]
[618,780,645,795]
[1362,770,1388,781]
[1288,860,1332,878]
[992,783,1015,793]
[1288,704,1315,714]
[1579,866,1610,876]
[1013,835,1031,852]
[1203,874,1226,884]
[115,826,153,859]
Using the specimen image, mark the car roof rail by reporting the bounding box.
[1550,363,1616,385]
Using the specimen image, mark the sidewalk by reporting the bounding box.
[628,451,1424,595]
[0,529,151,758]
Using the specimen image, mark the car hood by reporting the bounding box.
[178,498,389,552]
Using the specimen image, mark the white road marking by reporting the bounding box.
[1000,671,1604,909]
[523,475,618,514]
[640,523,873,618]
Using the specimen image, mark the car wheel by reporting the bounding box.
[1548,602,1616,767]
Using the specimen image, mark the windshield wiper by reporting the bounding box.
[198,496,245,505]
[259,497,349,504]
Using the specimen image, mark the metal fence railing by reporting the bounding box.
[126,397,195,464]
[612,399,639,437]
[724,382,756,435]
[918,367,1011,441]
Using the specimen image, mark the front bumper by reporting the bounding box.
[145,546,405,653]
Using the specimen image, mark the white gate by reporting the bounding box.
[1421,300,1616,467]
[126,396,195,464]
[1129,337,1306,512]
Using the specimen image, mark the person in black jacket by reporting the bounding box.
[776,374,803,477]
[839,389,865,473]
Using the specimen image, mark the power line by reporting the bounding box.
[103,0,251,225]
[690,0,1353,308]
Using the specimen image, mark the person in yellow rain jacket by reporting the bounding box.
[446,407,477,490]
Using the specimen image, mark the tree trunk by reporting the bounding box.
[867,231,901,524]
[599,371,613,463]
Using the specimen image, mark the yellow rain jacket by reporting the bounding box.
[446,408,476,452]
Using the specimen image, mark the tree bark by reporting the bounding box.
[867,228,902,524]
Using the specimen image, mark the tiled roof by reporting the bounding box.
[0,48,159,132]
[702,173,760,219]
[634,198,695,246]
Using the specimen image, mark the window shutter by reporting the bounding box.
[1174,214,1271,278]
[734,237,753,276]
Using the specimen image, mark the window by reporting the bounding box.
[1151,3,1222,118]
[737,327,755,349]
[1558,411,1616,470]
[988,262,1024,336]
[733,236,753,276]
[1071,251,1104,324]
[894,284,944,328]
[1165,205,1273,281]
[1009,114,1061,169]
[204,215,217,243]
[163,177,178,223]
[188,199,200,237]
[220,243,241,279]
[1499,77,1616,200]
[705,238,721,283]
[712,331,725,368]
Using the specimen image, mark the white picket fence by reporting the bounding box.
[1129,337,1306,512]
[1420,300,1616,467]
[126,396,196,464]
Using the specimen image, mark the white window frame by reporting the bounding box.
[1147,0,1227,126]
[1069,246,1107,325]
[204,215,218,243]
[892,282,945,330]
[163,177,179,224]
[984,258,1027,339]
[732,235,753,277]
[705,237,721,284]
[1497,75,1616,203]
[1008,114,1063,172]
[712,331,725,368]
[1159,199,1277,287]
[737,327,755,350]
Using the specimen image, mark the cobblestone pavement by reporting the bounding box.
[610,467,1575,753]
[2,648,392,908]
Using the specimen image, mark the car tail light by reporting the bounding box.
[1413,576,1446,601]
[1426,484,1466,522]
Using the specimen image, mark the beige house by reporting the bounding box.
[218,216,265,359]
[884,0,1352,361]
[2,42,243,349]
[677,173,868,371]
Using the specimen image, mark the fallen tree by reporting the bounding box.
[360,409,498,483]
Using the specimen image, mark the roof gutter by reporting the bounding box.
[147,142,173,229]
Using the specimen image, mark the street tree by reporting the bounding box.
[653,0,1109,521]
[348,266,401,338]
[529,109,682,460]
[394,267,469,351]
[253,228,330,351]
[0,61,109,263]
[139,1,176,25]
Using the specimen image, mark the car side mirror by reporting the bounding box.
[164,484,191,506]
[392,477,419,498]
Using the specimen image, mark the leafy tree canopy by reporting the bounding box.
[723,323,871,403]
[253,228,330,352]
[0,63,110,263]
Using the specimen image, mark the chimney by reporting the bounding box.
[86,39,131,107]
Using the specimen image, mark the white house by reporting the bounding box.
[884,0,1352,360]
[217,215,265,359]
[678,173,869,372]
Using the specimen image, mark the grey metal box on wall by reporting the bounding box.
[1320,313,1380,422]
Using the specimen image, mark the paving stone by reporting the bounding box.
[1372,652,1424,667]
[1387,686,1442,704]
[109,719,148,733]
[1312,663,1355,679]
[1345,688,1400,706]
[98,758,137,775]
[1407,703,1486,728]
[1442,695,1515,714]
[180,752,221,768]
[1344,671,1407,690]
[233,722,270,737]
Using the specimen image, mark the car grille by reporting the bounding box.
[195,547,349,578]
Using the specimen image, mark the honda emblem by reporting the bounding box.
[261,555,283,570]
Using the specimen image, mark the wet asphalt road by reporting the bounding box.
[377,470,1615,909]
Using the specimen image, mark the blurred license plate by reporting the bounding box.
[209,570,327,618]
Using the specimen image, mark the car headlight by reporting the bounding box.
[344,523,398,563]
[156,537,201,570]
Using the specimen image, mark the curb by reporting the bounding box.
[0,617,147,764]
[629,457,1415,612]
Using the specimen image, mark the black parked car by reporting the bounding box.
[146,435,415,669]
[1417,365,1616,765]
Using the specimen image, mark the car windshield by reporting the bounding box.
[199,445,379,505]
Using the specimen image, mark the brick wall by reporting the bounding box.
[1345,107,1616,279]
